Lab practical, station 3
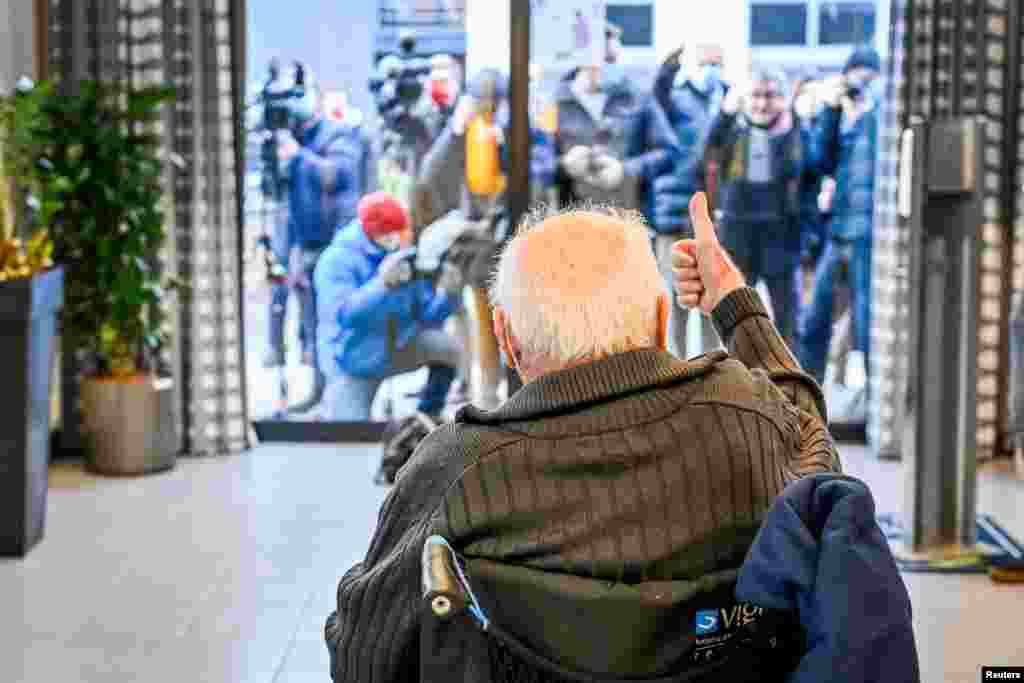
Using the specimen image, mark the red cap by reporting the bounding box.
[358,192,410,240]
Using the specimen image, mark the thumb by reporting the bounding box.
[689,192,719,252]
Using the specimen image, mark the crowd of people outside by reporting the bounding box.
[254,26,883,423]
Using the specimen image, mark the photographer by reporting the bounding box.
[314,193,464,421]
[797,47,881,389]
[278,67,375,407]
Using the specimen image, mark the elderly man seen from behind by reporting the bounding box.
[325,194,841,682]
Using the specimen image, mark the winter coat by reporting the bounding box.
[647,81,727,235]
[736,473,920,683]
[705,110,802,226]
[313,219,459,379]
[807,103,878,242]
[285,117,375,252]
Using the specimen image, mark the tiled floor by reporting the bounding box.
[3,443,1023,682]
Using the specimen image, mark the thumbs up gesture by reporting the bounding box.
[671,192,746,315]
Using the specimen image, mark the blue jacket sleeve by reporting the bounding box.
[736,475,920,683]
[530,129,557,188]
[320,259,403,328]
[289,134,360,197]
[622,101,677,181]
[804,106,842,178]
[362,129,378,194]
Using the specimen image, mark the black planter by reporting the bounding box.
[0,267,63,557]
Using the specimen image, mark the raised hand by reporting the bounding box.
[671,192,746,315]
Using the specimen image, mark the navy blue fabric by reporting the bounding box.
[622,94,684,226]
[313,220,459,379]
[736,474,920,683]
[797,117,826,262]
[644,82,724,234]
[286,118,373,251]
[797,236,872,384]
[806,105,878,242]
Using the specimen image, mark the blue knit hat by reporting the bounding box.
[844,46,881,74]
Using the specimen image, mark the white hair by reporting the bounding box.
[488,204,669,365]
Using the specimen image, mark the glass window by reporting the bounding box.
[750,3,808,46]
[606,4,654,47]
[819,1,876,45]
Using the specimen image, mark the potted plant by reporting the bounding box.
[3,78,181,477]
[0,78,64,556]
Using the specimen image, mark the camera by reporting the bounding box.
[253,59,315,200]
[369,31,431,125]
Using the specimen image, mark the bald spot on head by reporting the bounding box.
[513,211,628,304]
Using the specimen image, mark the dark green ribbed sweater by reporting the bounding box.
[326,287,841,682]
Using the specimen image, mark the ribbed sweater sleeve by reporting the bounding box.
[325,426,519,683]
[711,287,841,478]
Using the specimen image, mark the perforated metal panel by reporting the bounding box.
[871,0,1015,461]
[46,0,250,456]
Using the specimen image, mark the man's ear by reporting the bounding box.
[656,293,670,352]
[493,306,510,357]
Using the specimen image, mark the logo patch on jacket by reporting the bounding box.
[692,603,765,662]
[695,610,719,635]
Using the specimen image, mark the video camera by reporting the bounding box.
[253,59,315,200]
[369,32,431,126]
[391,210,504,291]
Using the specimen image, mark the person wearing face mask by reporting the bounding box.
[538,23,642,210]
[797,46,882,393]
[421,53,462,144]
[313,192,464,421]
[414,68,556,410]
[702,70,804,346]
[630,43,730,360]
[270,64,376,411]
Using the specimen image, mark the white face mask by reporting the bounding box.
[794,94,816,120]
[376,233,402,252]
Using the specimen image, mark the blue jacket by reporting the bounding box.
[736,474,920,683]
[286,117,375,252]
[807,104,878,242]
[313,220,459,379]
[646,81,726,234]
[621,94,683,226]
[797,117,827,260]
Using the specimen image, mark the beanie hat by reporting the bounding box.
[358,192,410,240]
[844,46,881,74]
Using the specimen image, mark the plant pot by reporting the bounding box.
[0,267,63,557]
[81,374,177,476]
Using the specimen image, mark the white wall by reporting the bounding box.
[654,0,749,85]
[465,0,511,78]
[465,0,750,85]
[0,2,37,91]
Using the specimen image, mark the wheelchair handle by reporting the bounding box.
[422,535,469,619]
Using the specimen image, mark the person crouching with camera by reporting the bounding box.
[314,192,465,421]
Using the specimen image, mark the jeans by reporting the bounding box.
[653,234,722,358]
[322,329,463,420]
[267,280,290,357]
[797,236,872,386]
[297,244,329,362]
